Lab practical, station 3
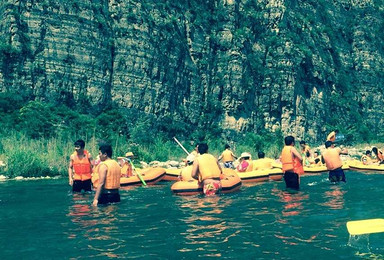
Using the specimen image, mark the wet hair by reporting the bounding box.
[366,150,371,155]
[306,151,311,157]
[74,139,85,149]
[284,136,295,145]
[198,143,208,154]
[225,144,230,149]
[325,141,333,148]
[258,151,265,159]
[372,147,378,155]
[99,144,113,158]
[299,141,306,145]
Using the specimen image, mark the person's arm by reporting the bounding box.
[216,159,223,174]
[218,153,223,161]
[291,147,302,161]
[93,164,107,206]
[232,152,238,160]
[68,156,74,186]
[88,152,94,169]
[191,160,199,180]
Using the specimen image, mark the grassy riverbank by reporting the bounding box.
[0,130,285,178]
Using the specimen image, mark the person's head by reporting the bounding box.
[325,141,333,148]
[284,136,295,146]
[197,143,208,154]
[372,147,378,155]
[299,140,306,146]
[74,139,85,151]
[99,144,113,160]
[314,151,319,157]
[258,151,265,159]
[366,150,372,156]
[225,144,230,149]
[240,152,251,160]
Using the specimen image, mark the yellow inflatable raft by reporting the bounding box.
[171,170,242,196]
[303,163,349,174]
[92,167,166,188]
[236,168,283,182]
[163,168,181,181]
[347,160,384,172]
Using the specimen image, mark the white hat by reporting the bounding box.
[240,152,252,159]
[186,154,195,163]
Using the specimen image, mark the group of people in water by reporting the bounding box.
[68,130,384,206]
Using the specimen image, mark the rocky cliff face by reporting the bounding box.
[0,0,383,143]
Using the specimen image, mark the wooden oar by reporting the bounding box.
[346,219,384,235]
[128,159,147,186]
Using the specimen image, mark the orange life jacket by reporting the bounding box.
[197,154,221,181]
[100,159,121,189]
[72,150,92,181]
[281,146,303,174]
[221,149,235,162]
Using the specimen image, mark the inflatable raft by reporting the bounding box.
[303,163,350,174]
[347,160,384,172]
[171,170,242,196]
[236,168,283,182]
[163,168,181,181]
[92,167,166,188]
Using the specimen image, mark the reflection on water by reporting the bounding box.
[321,185,347,210]
[65,193,127,259]
[271,188,309,219]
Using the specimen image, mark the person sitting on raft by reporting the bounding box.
[361,150,374,165]
[309,151,322,166]
[236,152,253,172]
[253,151,274,170]
[179,153,195,181]
[299,140,312,166]
[371,147,384,164]
[117,152,134,177]
[322,141,348,183]
[191,143,223,196]
[218,144,237,169]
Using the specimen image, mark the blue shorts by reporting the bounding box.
[284,171,300,190]
[329,168,346,182]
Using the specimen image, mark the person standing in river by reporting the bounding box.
[93,144,121,206]
[68,139,93,192]
[322,141,348,183]
[280,136,304,190]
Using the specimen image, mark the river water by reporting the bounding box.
[0,171,383,259]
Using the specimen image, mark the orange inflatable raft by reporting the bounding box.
[347,160,384,172]
[163,168,181,181]
[92,167,166,188]
[171,170,242,196]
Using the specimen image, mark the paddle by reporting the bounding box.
[128,158,147,186]
[346,219,384,235]
[173,137,190,155]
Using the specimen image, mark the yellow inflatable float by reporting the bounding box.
[347,160,384,172]
[92,167,166,188]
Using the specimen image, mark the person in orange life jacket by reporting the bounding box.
[236,152,253,172]
[361,150,374,165]
[326,129,339,142]
[179,153,195,181]
[321,141,348,183]
[191,143,223,196]
[93,144,121,206]
[218,144,237,169]
[253,151,274,170]
[280,136,303,190]
[117,152,134,177]
[68,139,93,192]
[371,147,384,164]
